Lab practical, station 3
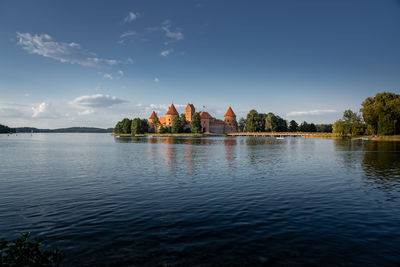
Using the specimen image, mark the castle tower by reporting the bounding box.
[185,104,195,122]
[149,111,158,123]
[224,107,237,132]
[165,104,179,126]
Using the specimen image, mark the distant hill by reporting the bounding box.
[11,127,113,133]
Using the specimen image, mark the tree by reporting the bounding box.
[191,112,201,133]
[309,123,317,132]
[245,110,267,132]
[121,118,132,134]
[159,125,171,133]
[333,110,366,136]
[180,114,188,132]
[140,119,149,133]
[114,121,123,134]
[289,120,298,132]
[333,120,345,136]
[316,124,332,133]
[171,115,182,133]
[131,118,140,134]
[299,121,309,132]
[0,124,15,134]
[360,92,400,135]
[265,113,277,132]
[238,117,246,132]
[131,118,149,134]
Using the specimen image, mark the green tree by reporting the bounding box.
[265,113,277,132]
[171,115,182,133]
[245,110,258,132]
[299,121,309,132]
[333,120,345,136]
[309,123,317,132]
[245,110,266,132]
[316,124,333,133]
[289,120,298,132]
[180,114,188,132]
[113,121,123,134]
[191,112,201,133]
[140,119,149,133]
[121,118,132,134]
[333,110,366,136]
[131,118,149,134]
[131,118,140,134]
[238,117,246,132]
[360,92,400,135]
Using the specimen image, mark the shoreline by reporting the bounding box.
[112,133,400,141]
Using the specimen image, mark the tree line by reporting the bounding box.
[333,92,400,136]
[114,112,203,134]
[237,110,332,133]
[0,124,16,134]
[114,118,149,134]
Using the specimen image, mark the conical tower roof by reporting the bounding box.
[224,107,236,117]
[199,111,213,119]
[149,111,158,120]
[166,104,179,115]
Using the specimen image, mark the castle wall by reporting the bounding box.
[209,123,225,134]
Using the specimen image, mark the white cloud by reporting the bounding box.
[120,31,136,38]
[117,70,124,78]
[162,20,184,41]
[71,94,127,108]
[16,32,119,67]
[78,109,94,115]
[123,12,137,24]
[154,77,159,83]
[103,73,113,80]
[31,102,63,118]
[32,102,48,117]
[160,49,173,56]
[286,109,338,116]
[24,93,30,97]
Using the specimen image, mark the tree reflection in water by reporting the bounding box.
[362,141,400,198]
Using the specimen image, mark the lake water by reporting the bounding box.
[0,133,400,266]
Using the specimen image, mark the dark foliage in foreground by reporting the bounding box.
[0,233,63,266]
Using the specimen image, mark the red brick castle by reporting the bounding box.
[149,104,237,134]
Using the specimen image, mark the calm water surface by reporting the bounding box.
[0,134,400,266]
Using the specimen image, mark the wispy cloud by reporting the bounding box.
[123,11,138,24]
[117,70,124,78]
[287,109,338,116]
[153,77,159,83]
[71,94,127,108]
[103,73,113,80]
[32,102,49,118]
[119,31,137,44]
[160,49,173,56]
[120,31,136,38]
[78,109,94,116]
[162,20,184,41]
[31,102,64,118]
[17,32,119,67]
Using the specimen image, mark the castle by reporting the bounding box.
[148,104,237,134]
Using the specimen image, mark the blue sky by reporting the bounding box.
[1,0,400,128]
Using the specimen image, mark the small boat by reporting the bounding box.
[362,137,371,140]
[276,136,285,140]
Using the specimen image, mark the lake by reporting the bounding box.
[0,133,399,266]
